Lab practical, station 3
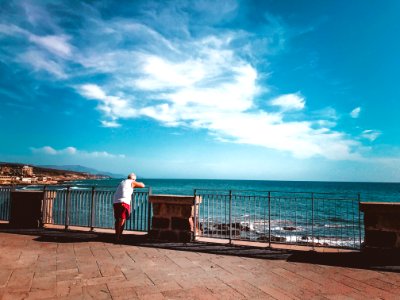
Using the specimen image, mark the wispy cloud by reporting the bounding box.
[76,84,138,122]
[30,146,125,158]
[350,107,361,118]
[269,93,305,111]
[19,50,67,78]
[361,130,381,142]
[101,120,121,128]
[28,34,72,58]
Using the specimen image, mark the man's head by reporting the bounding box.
[127,173,136,180]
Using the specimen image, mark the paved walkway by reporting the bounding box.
[1,228,400,299]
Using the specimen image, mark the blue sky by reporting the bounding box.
[0,0,399,182]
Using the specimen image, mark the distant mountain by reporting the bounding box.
[40,165,124,178]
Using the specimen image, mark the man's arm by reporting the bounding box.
[132,181,145,188]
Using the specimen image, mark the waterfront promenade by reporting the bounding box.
[1,227,400,299]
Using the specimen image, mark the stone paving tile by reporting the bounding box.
[56,279,83,297]
[282,265,358,297]
[0,269,12,288]
[224,279,273,299]
[123,272,154,287]
[318,269,398,299]
[27,289,57,299]
[77,265,102,279]
[82,283,112,299]
[138,292,164,300]
[6,269,35,293]
[207,283,248,300]
[31,275,57,292]
[1,291,30,300]
[131,280,182,296]
[162,287,216,300]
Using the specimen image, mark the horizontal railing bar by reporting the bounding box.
[195,188,360,196]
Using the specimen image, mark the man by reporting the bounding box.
[113,173,145,241]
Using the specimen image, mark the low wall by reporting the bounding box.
[10,191,43,228]
[360,202,400,249]
[149,195,201,242]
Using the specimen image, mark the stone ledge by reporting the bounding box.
[149,195,202,205]
[360,202,400,213]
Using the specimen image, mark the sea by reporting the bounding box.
[71,178,400,202]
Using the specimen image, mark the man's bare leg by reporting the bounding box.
[115,218,126,240]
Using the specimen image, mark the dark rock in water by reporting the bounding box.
[256,235,286,242]
[242,225,251,232]
[211,222,251,232]
[203,228,240,236]
[271,236,286,242]
[301,235,308,240]
[257,235,268,242]
[283,226,296,231]
[315,242,330,247]
[214,224,229,230]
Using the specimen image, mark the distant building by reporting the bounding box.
[22,165,34,177]
[0,166,11,175]
[0,175,12,182]
[38,176,47,182]
[21,177,32,183]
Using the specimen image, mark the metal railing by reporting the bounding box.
[0,187,11,221]
[42,186,151,231]
[194,189,363,249]
[1,185,364,249]
[0,185,151,231]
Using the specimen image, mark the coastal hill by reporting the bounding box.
[0,162,111,185]
[40,165,124,178]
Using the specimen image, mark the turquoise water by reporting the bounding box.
[72,178,400,202]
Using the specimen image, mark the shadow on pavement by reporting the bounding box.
[1,224,399,273]
[288,249,400,273]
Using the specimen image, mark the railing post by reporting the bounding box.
[311,192,314,250]
[193,189,197,241]
[147,187,152,232]
[358,193,362,249]
[90,186,96,231]
[40,185,46,228]
[229,190,232,244]
[65,186,71,230]
[268,191,271,248]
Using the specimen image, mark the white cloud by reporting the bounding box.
[269,93,305,111]
[19,50,67,78]
[0,24,26,35]
[30,146,125,158]
[76,84,138,124]
[28,34,72,58]
[72,21,360,160]
[361,130,381,142]
[78,84,107,100]
[101,120,121,128]
[350,107,361,118]
[31,146,58,155]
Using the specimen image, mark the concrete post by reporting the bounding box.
[149,195,202,242]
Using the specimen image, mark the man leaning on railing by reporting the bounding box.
[113,173,145,241]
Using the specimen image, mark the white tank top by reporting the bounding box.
[113,179,134,205]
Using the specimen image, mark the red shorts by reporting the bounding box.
[113,203,130,220]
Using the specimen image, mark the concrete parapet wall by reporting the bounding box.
[149,195,202,242]
[10,191,43,228]
[360,202,400,249]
